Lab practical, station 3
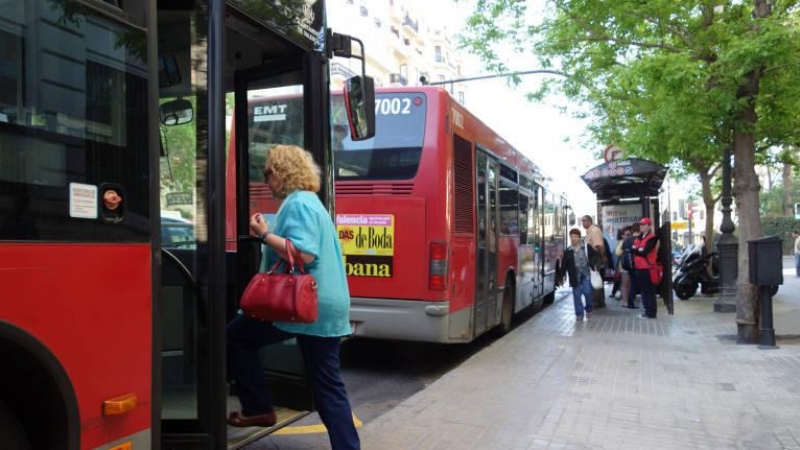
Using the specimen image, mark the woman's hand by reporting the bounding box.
[249,213,269,236]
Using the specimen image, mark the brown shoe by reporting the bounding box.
[227,411,277,428]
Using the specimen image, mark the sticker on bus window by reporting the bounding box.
[336,214,394,278]
[69,183,98,219]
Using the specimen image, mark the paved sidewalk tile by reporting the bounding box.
[359,263,800,449]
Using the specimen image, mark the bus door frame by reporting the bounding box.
[474,149,500,336]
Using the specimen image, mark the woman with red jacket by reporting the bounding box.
[632,217,660,319]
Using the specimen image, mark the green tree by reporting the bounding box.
[462,0,800,342]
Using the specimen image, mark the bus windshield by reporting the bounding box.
[333,92,426,181]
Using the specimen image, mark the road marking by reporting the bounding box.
[273,413,362,435]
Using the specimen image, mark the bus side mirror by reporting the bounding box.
[160,98,193,126]
[343,75,375,141]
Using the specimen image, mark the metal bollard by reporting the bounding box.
[758,286,778,349]
[748,236,783,349]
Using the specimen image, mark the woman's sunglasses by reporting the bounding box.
[262,168,272,182]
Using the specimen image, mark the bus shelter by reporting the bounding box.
[581,158,674,314]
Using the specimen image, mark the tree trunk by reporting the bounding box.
[699,170,716,247]
[733,116,761,344]
[783,162,793,217]
[732,0,771,344]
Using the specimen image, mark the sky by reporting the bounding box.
[421,0,601,216]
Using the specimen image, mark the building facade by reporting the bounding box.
[327,0,466,101]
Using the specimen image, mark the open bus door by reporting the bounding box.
[156,2,374,448]
[156,3,324,448]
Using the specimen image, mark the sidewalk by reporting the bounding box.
[357,261,800,449]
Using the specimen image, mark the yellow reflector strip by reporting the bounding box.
[109,442,132,450]
[274,413,362,435]
[103,393,138,417]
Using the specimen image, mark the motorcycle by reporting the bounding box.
[673,242,780,300]
[673,243,719,300]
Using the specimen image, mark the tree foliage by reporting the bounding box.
[461,0,800,340]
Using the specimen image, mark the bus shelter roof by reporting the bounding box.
[580,158,667,201]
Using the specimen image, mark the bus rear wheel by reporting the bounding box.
[496,284,514,335]
[0,401,31,450]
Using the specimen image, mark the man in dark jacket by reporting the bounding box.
[556,228,594,321]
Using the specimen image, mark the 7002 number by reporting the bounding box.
[375,98,412,115]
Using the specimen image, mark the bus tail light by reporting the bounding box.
[429,241,449,290]
[103,393,138,417]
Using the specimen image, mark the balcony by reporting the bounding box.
[389,73,408,86]
[403,13,419,35]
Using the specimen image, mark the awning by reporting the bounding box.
[581,158,667,201]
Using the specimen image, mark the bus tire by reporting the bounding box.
[497,283,515,335]
[0,401,31,450]
[543,289,555,305]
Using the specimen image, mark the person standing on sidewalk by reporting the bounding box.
[557,228,594,321]
[622,223,640,309]
[633,218,659,319]
[614,226,633,304]
[793,230,800,277]
[581,215,607,269]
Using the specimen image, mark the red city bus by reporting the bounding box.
[0,1,371,449]
[332,86,568,343]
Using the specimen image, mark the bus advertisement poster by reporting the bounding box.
[336,214,394,278]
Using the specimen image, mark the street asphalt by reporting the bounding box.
[352,256,800,449]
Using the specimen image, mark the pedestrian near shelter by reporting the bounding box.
[581,158,674,314]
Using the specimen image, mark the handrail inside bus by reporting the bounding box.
[160,247,207,327]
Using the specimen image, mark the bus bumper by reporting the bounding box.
[349,298,467,343]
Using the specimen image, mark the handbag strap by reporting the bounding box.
[266,238,307,274]
[284,239,306,274]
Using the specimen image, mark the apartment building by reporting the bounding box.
[327,0,467,101]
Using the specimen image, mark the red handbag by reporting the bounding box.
[240,239,318,323]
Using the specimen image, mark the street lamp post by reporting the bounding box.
[714,144,737,312]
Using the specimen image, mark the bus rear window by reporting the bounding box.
[247,92,305,183]
[333,92,426,180]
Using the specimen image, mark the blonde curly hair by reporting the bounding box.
[265,145,321,197]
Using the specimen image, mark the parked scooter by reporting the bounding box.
[673,243,719,300]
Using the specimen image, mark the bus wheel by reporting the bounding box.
[543,289,555,305]
[0,401,31,450]
[497,284,514,335]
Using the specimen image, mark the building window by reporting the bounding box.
[458,91,465,104]
[434,46,442,63]
[374,18,381,28]
[359,6,368,16]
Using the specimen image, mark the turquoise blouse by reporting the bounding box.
[260,190,351,337]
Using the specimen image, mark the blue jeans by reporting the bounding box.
[571,272,594,317]
[795,254,800,277]
[227,315,360,450]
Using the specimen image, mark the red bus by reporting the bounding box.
[0,1,371,449]
[333,86,568,343]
